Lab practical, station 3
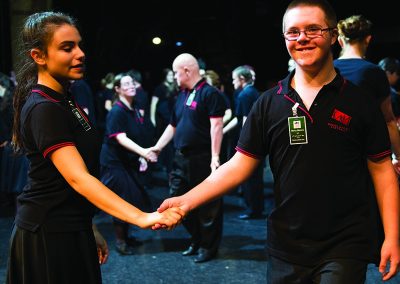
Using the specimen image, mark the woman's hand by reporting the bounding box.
[143,148,158,162]
[92,225,109,265]
[138,207,185,230]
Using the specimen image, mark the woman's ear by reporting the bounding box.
[337,35,345,47]
[365,35,372,46]
[30,48,46,65]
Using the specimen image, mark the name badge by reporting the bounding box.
[68,100,91,131]
[288,116,308,145]
[186,90,196,106]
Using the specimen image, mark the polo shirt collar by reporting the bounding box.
[276,69,345,96]
[115,99,134,112]
[32,84,71,102]
[186,78,207,93]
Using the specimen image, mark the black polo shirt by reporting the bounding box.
[100,100,146,169]
[171,79,226,150]
[237,72,391,265]
[235,84,259,128]
[16,84,101,232]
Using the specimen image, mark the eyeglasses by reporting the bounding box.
[283,27,333,41]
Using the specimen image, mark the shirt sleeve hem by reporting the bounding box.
[43,142,75,158]
[367,149,392,160]
[235,146,262,160]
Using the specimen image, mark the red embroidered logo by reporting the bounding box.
[331,109,352,126]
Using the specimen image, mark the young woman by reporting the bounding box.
[7,11,183,284]
[100,73,157,255]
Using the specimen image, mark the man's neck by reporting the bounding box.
[187,76,203,90]
[292,63,337,110]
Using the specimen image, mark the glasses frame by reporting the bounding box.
[283,27,334,41]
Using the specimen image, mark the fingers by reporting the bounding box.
[150,146,161,156]
[162,208,184,230]
[147,151,158,162]
[98,242,109,264]
[152,207,186,230]
[157,199,172,213]
[382,259,400,281]
[143,148,158,162]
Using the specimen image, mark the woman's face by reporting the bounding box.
[43,24,85,81]
[166,70,174,84]
[117,75,136,98]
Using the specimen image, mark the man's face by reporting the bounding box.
[232,73,242,90]
[283,6,337,72]
[173,65,187,88]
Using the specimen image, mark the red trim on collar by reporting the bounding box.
[116,101,130,110]
[195,80,207,91]
[277,81,283,95]
[283,95,314,123]
[32,89,61,103]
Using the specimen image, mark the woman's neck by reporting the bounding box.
[339,44,365,59]
[37,72,68,94]
[119,96,133,109]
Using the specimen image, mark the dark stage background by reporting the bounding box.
[24,0,400,93]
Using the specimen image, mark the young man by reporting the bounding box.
[155,0,400,282]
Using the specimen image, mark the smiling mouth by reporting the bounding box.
[71,64,84,69]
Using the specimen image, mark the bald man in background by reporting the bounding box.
[152,53,226,263]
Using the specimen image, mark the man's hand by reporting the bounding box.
[379,238,400,281]
[210,156,220,172]
[152,196,190,230]
[150,146,162,156]
[143,148,158,162]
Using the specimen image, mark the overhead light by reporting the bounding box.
[152,37,162,45]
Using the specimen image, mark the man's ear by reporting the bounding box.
[30,48,46,65]
[184,67,190,76]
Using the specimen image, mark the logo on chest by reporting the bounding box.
[327,109,352,132]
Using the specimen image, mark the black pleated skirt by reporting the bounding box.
[100,166,152,219]
[6,224,102,284]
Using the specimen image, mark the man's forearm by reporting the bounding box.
[155,124,175,150]
[210,118,223,157]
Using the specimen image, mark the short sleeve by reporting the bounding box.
[205,89,226,117]
[28,103,74,158]
[105,108,127,138]
[236,96,267,159]
[364,94,392,160]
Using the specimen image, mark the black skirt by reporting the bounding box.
[6,224,102,284]
[100,165,152,221]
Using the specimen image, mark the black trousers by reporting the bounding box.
[240,161,264,215]
[169,150,223,252]
[267,255,368,284]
